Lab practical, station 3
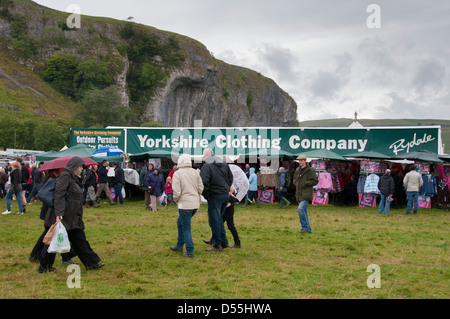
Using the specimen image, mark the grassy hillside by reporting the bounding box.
[299,118,450,154]
[0,50,75,121]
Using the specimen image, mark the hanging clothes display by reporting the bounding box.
[357,175,366,194]
[435,180,449,207]
[421,174,437,197]
[317,171,334,192]
[363,173,380,194]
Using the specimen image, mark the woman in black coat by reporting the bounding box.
[39,157,104,273]
[29,168,77,266]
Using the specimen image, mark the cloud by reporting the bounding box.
[412,58,446,95]
[250,43,299,82]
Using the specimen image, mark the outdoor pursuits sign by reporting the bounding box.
[71,126,442,159]
[70,128,125,150]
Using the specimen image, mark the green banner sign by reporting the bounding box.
[125,126,441,158]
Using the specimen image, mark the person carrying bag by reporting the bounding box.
[39,157,104,273]
[47,221,71,254]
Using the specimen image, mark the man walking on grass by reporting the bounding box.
[293,154,318,233]
[200,149,233,252]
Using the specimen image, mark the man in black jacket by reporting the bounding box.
[95,160,115,205]
[200,149,233,252]
[377,169,395,215]
[113,162,125,205]
[84,165,99,208]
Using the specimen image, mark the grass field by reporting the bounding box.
[0,197,448,299]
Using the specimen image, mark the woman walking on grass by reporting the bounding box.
[2,161,24,215]
[170,154,204,258]
[39,157,104,273]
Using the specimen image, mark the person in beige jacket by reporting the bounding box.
[170,154,204,257]
[403,165,423,215]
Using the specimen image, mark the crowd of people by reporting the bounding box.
[0,151,445,271]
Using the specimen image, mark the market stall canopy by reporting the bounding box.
[393,150,444,164]
[129,149,177,162]
[344,150,392,160]
[36,144,122,162]
[439,154,450,163]
[300,149,348,161]
[244,148,297,160]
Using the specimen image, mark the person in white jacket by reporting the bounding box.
[403,165,423,215]
[170,154,204,257]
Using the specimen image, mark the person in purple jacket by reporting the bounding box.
[145,167,165,211]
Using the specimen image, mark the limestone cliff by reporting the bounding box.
[1,0,298,127]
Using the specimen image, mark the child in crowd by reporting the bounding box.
[165,176,174,204]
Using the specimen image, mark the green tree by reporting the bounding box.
[73,58,115,99]
[42,53,80,99]
[33,122,68,151]
[138,62,164,90]
[75,86,129,128]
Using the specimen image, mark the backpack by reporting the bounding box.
[37,177,57,207]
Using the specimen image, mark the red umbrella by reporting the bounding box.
[38,156,99,172]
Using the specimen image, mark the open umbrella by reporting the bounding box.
[393,150,444,164]
[300,149,348,161]
[229,164,249,202]
[38,156,99,172]
[92,146,124,158]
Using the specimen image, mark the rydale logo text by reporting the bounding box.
[389,133,436,155]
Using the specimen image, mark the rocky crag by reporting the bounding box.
[0,0,298,127]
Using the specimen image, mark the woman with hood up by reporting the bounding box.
[170,154,204,257]
[39,156,104,273]
[145,167,165,212]
[242,167,260,208]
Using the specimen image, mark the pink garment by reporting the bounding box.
[444,176,450,190]
[318,172,334,192]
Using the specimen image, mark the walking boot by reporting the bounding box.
[242,198,250,208]
[282,197,291,208]
[231,240,241,248]
[256,198,261,208]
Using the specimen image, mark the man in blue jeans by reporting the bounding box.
[403,165,423,215]
[200,149,233,252]
[293,155,318,233]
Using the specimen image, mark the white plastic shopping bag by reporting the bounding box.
[47,222,71,254]
[160,192,167,206]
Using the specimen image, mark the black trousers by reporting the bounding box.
[31,227,76,261]
[209,205,240,245]
[39,228,101,270]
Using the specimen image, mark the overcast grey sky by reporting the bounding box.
[33,0,450,121]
